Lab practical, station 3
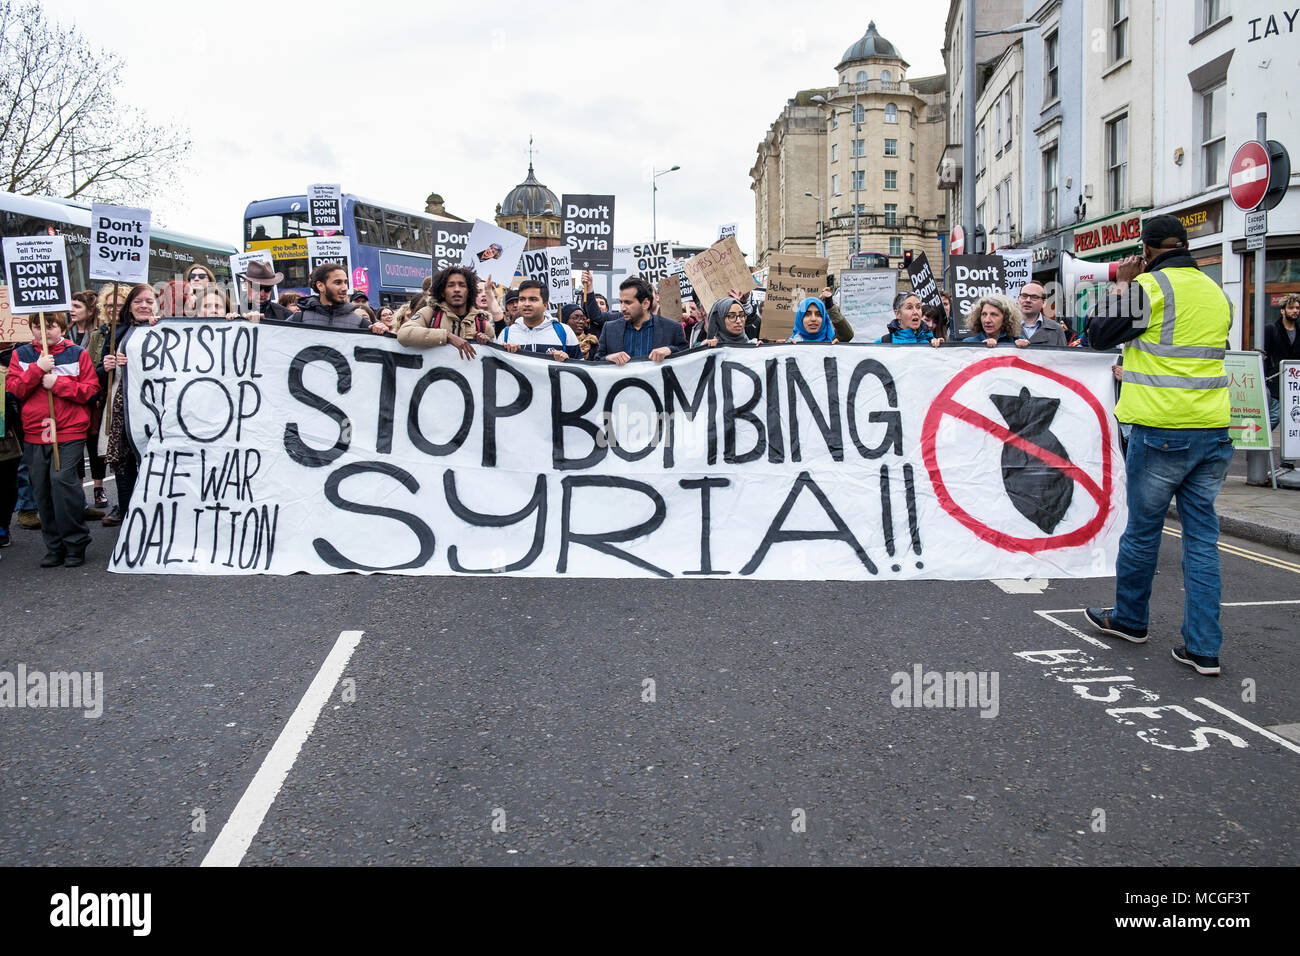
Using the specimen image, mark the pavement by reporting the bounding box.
[1173,442,1300,554]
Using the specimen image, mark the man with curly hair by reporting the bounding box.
[395,266,487,360]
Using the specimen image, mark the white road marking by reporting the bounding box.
[82,475,116,489]
[1162,527,1300,574]
[991,578,1050,594]
[1033,609,1112,649]
[201,629,363,867]
[1194,698,1300,756]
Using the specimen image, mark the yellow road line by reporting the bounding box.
[1162,526,1300,573]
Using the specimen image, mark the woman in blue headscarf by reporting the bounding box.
[789,296,836,343]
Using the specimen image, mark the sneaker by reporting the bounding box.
[1172,645,1220,676]
[17,510,40,530]
[100,508,122,528]
[1084,607,1149,643]
[0,528,10,548]
[94,488,109,509]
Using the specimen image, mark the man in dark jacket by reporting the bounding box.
[239,260,293,322]
[1017,281,1069,346]
[595,276,687,364]
[291,264,371,329]
[1264,293,1300,433]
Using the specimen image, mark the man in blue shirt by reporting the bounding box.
[595,277,687,365]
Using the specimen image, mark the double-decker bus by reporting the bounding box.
[0,193,238,292]
[242,194,468,309]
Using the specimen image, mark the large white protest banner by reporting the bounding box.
[89,204,151,284]
[110,322,1126,581]
[460,219,526,287]
[307,183,343,231]
[838,270,897,340]
[3,236,71,313]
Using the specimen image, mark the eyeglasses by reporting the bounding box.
[726,311,745,320]
[1018,293,1045,300]
[188,272,209,280]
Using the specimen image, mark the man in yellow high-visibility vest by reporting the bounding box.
[1083,215,1234,676]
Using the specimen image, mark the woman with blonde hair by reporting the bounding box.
[962,293,1029,348]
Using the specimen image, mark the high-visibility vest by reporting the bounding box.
[1115,267,1231,428]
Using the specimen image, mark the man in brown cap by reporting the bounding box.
[1084,214,1234,676]
[237,260,293,322]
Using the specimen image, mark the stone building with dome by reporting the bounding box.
[751,21,948,284]
[494,163,564,250]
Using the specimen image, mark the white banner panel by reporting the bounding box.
[110,322,1127,579]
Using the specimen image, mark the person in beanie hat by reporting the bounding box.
[1084,213,1235,676]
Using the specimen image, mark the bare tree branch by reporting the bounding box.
[0,0,191,204]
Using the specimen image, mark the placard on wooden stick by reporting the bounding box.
[681,236,752,310]
[657,276,682,320]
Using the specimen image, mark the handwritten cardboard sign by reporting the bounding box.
[681,236,753,310]
[763,253,828,340]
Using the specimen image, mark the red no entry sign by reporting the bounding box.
[921,355,1115,553]
[1229,141,1270,211]
[950,225,965,255]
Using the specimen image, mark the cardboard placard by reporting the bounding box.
[657,276,683,320]
[307,183,343,231]
[89,203,151,283]
[2,236,71,314]
[562,194,615,270]
[838,269,898,340]
[460,219,526,287]
[0,286,24,342]
[681,237,753,312]
[763,253,828,341]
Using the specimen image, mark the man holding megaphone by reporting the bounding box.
[1081,214,1234,677]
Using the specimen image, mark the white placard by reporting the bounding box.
[306,236,352,277]
[838,269,897,340]
[717,222,738,241]
[999,249,1032,299]
[460,219,526,287]
[89,203,151,283]
[230,250,276,311]
[307,183,343,231]
[110,323,1128,581]
[2,236,71,314]
[1282,360,1300,461]
[546,246,573,306]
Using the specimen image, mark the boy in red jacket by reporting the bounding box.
[5,311,101,567]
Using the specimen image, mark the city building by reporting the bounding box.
[494,161,563,250]
[751,21,948,283]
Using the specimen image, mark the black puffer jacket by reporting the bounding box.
[290,296,368,329]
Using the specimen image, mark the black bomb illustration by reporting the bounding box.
[990,387,1074,534]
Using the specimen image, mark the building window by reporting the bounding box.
[831,113,838,130]
[889,237,902,256]
[831,143,839,163]
[881,69,891,83]
[831,206,839,218]
[1201,82,1226,188]
[852,139,865,157]
[1107,113,1128,211]
[1111,0,1129,62]
[976,123,986,175]
[852,103,865,124]
[856,70,867,85]
[909,172,916,193]
[884,138,898,156]
[885,203,898,226]
[1044,31,1059,102]
[1002,90,1013,147]
[994,100,1002,153]
[831,173,839,196]
[1043,146,1058,230]
[884,170,898,190]
[1199,0,1223,29]
[852,169,865,191]
[909,142,915,161]
[976,202,985,229]
[885,103,898,123]
[994,182,1004,235]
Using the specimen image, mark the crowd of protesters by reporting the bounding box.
[3,251,1292,565]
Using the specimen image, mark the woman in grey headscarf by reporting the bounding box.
[703,296,753,347]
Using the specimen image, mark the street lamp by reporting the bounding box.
[811,93,862,261]
[805,191,825,258]
[962,3,1039,247]
[652,165,680,243]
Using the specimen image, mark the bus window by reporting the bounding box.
[246,215,282,242]
[386,212,414,251]
[354,203,384,247]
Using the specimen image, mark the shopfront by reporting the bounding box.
[1235,238,1300,349]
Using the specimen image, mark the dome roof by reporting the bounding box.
[501,164,560,218]
[838,21,901,68]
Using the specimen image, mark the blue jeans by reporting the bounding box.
[16,458,36,511]
[1113,425,1235,658]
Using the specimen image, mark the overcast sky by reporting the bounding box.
[47,0,950,258]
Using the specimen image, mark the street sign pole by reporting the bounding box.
[1248,113,1271,486]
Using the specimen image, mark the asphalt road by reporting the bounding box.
[2,506,1297,866]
